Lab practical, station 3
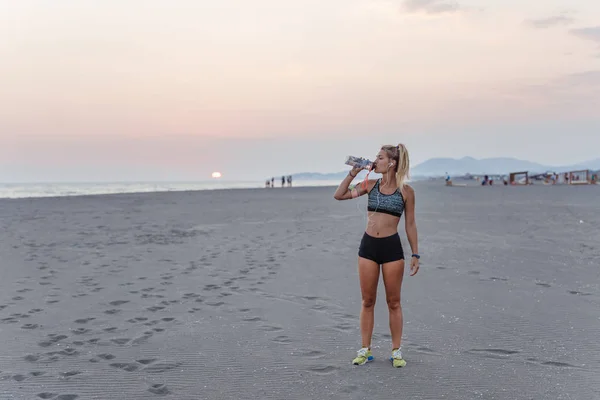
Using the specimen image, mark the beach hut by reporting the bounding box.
[568,169,593,185]
[509,171,529,185]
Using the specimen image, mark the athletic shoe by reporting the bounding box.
[390,348,407,368]
[352,347,374,365]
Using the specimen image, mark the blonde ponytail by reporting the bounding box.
[395,144,410,190]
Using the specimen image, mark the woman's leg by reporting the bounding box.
[382,260,405,349]
[358,256,380,348]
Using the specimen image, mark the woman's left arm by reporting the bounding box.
[403,185,419,276]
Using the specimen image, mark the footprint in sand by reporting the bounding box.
[306,365,340,376]
[466,348,519,359]
[131,335,152,345]
[414,346,441,356]
[10,374,28,382]
[271,335,292,344]
[58,371,82,379]
[541,361,579,368]
[38,334,69,348]
[136,358,157,365]
[55,395,79,400]
[126,317,149,323]
[260,325,283,332]
[148,383,170,396]
[568,290,591,296]
[535,282,551,288]
[142,361,182,373]
[110,338,131,345]
[109,362,139,372]
[526,357,580,369]
[71,328,91,335]
[293,350,323,359]
[37,393,57,399]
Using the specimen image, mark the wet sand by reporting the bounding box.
[0,182,599,399]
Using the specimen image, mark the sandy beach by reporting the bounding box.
[0,182,599,400]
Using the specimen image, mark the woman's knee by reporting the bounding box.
[362,297,376,309]
[386,296,401,311]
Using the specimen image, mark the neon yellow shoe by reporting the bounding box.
[390,348,407,368]
[352,347,374,365]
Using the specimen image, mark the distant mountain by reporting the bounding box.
[566,158,600,171]
[411,157,547,177]
[412,157,600,177]
[293,157,600,180]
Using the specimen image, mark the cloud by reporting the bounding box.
[570,26,600,44]
[525,14,574,29]
[401,0,460,15]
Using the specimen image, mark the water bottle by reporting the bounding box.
[345,155,374,171]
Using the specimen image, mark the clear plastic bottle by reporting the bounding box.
[345,155,374,171]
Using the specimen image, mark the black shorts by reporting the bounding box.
[358,232,404,265]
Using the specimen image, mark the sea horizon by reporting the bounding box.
[0,179,346,199]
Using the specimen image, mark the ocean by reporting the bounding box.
[0,180,342,199]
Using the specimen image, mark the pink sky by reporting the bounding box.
[1,0,599,181]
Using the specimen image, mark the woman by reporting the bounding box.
[333,144,419,368]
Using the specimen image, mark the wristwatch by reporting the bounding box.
[411,254,420,259]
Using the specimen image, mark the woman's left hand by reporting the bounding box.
[410,256,419,276]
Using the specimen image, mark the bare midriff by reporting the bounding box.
[365,213,400,238]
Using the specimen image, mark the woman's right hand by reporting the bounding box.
[350,166,363,177]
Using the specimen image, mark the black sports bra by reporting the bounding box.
[367,179,405,218]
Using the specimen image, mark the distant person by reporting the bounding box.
[445,172,452,186]
[271,177,274,187]
[287,175,292,187]
[333,143,420,368]
[265,179,270,188]
[281,176,285,187]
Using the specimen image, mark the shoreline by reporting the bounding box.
[0,180,343,201]
[1,177,597,201]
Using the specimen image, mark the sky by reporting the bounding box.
[1,0,600,182]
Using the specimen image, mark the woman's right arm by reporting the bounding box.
[333,169,371,200]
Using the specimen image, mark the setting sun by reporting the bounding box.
[211,172,222,179]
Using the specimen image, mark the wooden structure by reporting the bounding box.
[509,171,529,185]
[568,169,593,185]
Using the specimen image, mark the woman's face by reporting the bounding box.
[373,149,392,174]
